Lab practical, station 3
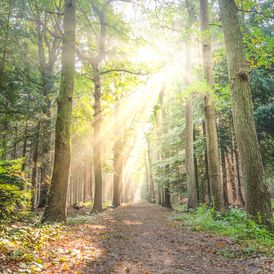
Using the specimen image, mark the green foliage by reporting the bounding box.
[0,221,63,271]
[183,80,211,97]
[0,184,28,221]
[173,205,274,256]
[0,159,31,222]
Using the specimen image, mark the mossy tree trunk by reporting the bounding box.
[42,0,76,223]
[200,0,224,211]
[219,0,271,222]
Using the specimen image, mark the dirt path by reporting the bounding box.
[75,203,268,274]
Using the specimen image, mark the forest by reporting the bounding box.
[0,0,273,273]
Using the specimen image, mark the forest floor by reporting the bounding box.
[1,203,273,273]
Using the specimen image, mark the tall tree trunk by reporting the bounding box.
[232,122,245,206]
[1,120,8,159]
[84,160,88,202]
[221,150,229,206]
[112,135,121,206]
[185,97,197,208]
[112,99,123,207]
[147,138,155,202]
[31,123,40,209]
[159,89,172,208]
[227,152,237,202]
[0,0,12,89]
[90,163,94,201]
[38,119,53,208]
[21,121,28,171]
[91,65,103,212]
[200,0,224,210]
[202,120,211,203]
[145,153,151,202]
[193,128,200,204]
[234,135,245,206]
[38,73,54,207]
[154,108,163,205]
[33,2,62,207]
[184,0,197,209]
[13,123,18,159]
[42,0,76,223]
[219,0,271,222]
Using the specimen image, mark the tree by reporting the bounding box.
[112,95,122,207]
[200,0,224,210]
[159,89,172,208]
[219,0,271,222]
[29,1,62,208]
[42,0,76,223]
[184,0,197,209]
[146,137,155,202]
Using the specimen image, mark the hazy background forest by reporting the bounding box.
[0,0,273,273]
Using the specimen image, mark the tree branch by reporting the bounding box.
[100,68,149,75]
[237,8,274,19]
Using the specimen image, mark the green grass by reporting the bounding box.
[173,205,274,257]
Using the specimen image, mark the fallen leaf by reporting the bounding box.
[60,262,70,271]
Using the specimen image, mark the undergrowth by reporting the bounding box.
[173,204,274,257]
[0,210,99,272]
[0,220,64,272]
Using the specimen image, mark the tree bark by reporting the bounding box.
[227,151,237,202]
[31,123,40,209]
[112,101,122,207]
[221,150,229,206]
[91,64,103,212]
[154,108,163,205]
[202,120,211,203]
[34,3,61,208]
[0,0,12,89]
[147,138,155,202]
[219,0,271,222]
[21,121,28,171]
[145,153,151,202]
[159,89,172,208]
[42,0,76,223]
[193,128,200,204]
[185,97,197,208]
[234,136,245,206]
[184,0,197,209]
[200,0,224,210]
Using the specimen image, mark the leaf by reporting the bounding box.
[60,262,70,271]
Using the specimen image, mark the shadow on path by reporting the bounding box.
[81,203,264,274]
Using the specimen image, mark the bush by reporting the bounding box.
[0,159,31,222]
[173,204,274,255]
